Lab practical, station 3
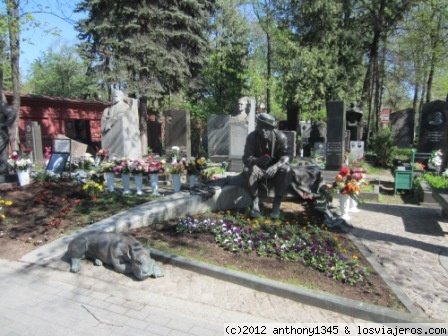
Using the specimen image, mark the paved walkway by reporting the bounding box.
[1,173,448,335]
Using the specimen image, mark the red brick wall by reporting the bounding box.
[5,93,110,153]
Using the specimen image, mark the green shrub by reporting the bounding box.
[423,173,448,189]
[367,128,397,168]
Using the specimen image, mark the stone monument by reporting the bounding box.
[25,121,44,163]
[417,100,448,154]
[346,102,363,141]
[101,90,141,158]
[164,109,191,159]
[390,108,415,148]
[228,96,256,172]
[325,101,346,170]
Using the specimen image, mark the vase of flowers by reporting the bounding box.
[121,173,131,194]
[172,174,182,192]
[128,159,147,195]
[186,157,207,188]
[8,151,33,186]
[99,161,116,192]
[147,156,164,196]
[327,167,366,220]
[168,161,185,193]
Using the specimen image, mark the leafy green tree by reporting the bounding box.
[76,0,216,152]
[192,0,251,116]
[25,45,101,99]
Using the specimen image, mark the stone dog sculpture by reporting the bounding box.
[67,232,164,280]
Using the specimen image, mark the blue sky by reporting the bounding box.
[19,0,82,78]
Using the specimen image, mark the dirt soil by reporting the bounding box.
[0,181,406,311]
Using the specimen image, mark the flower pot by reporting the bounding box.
[339,194,350,221]
[172,174,181,193]
[90,195,97,202]
[104,172,115,192]
[17,169,30,187]
[122,173,131,194]
[134,174,144,195]
[189,175,199,189]
[149,174,160,195]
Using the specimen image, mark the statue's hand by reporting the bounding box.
[265,164,278,179]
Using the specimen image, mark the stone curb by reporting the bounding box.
[150,250,438,324]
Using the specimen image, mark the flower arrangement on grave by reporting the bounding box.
[72,153,95,171]
[186,157,207,175]
[99,160,116,173]
[96,148,109,161]
[7,151,33,172]
[115,158,132,175]
[327,167,366,201]
[83,180,104,196]
[428,149,442,171]
[167,161,186,175]
[413,162,426,171]
[128,159,148,175]
[147,156,165,174]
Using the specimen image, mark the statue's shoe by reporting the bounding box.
[250,209,261,218]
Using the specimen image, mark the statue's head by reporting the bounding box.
[256,113,277,139]
[238,97,247,113]
[112,90,125,103]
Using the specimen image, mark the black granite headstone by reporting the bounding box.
[417,100,448,154]
[390,108,415,148]
[326,101,346,170]
[164,109,191,159]
[148,119,162,155]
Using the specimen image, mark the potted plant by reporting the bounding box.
[82,181,104,201]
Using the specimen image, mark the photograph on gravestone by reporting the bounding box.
[46,153,70,176]
[390,109,415,148]
[325,101,346,170]
[417,100,448,154]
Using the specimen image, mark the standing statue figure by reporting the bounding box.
[101,90,132,135]
[101,90,142,158]
[231,97,249,122]
[242,113,293,218]
[0,94,17,175]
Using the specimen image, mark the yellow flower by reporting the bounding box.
[353,255,358,260]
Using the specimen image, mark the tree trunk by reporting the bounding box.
[6,0,21,152]
[139,96,148,156]
[266,33,271,114]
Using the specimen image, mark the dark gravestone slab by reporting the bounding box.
[164,109,191,159]
[391,108,415,148]
[148,119,162,155]
[283,131,297,162]
[25,121,44,162]
[326,101,346,170]
[417,100,448,153]
[207,115,230,158]
[346,104,363,141]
